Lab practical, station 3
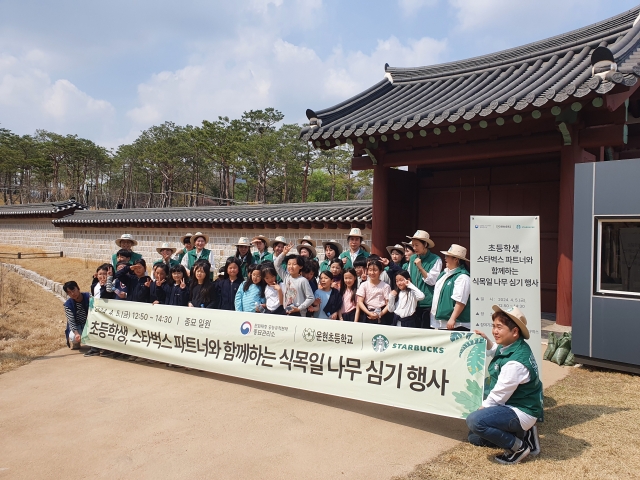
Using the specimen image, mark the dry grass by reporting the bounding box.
[0,244,102,292]
[397,366,640,480]
[0,267,66,374]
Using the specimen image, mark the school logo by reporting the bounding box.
[302,328,315,342]
[372,334,389,353]
[240,321,252,335]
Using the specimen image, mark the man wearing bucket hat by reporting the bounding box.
[339,228,369,269]
[174,233,194,264]
[319,239,343,273]
[251,235,273,265]
[406,230,442,328]
[153,242,180,269]
[430,244,471,331]
[467,305,543,465]
[181,232,215,274]
[111,234,143,269]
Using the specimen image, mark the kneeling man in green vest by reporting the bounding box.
[469,306,543,465]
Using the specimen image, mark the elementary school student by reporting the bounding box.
[274,243,315,316]
[388,270,424,327]
[150,263,171,305]
[312,270,342,320]
[356,259,391,324]
[235,264,266,312]
[261,265,284,315]
[214,257,243,310]
[166,265,190,307]
[339,268,360,322]
[115,258,151,303]
[63,281,90,351]
[188,260,216,309]
[320,239,342,273]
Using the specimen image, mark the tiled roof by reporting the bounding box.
[52,200,373,227]
[0,199,87,217]
[302,7,640,143]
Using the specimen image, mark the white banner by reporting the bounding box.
[82,299,486,419]
[470,216,542,370]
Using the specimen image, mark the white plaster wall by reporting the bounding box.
[0,219,371,269]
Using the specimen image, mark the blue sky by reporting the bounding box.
[0,0,637,148]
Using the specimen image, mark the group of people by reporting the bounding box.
[61,227,543,464]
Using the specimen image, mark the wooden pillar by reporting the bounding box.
[556,144,595,326]
[372,164,389,257]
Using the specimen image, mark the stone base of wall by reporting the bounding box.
[0,220,371,270]
[1,262,67,302]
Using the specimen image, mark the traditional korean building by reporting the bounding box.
[301,6,640,326]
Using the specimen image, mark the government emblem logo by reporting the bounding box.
[371,334,389,353]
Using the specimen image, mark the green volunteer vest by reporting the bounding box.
[112,251,142,269]
[339,249,369,269]
[434,266,471,324]
[186,248,212,269]
[252,251,273,264]
[153,258,180,269]
[485,338,544,421]
[176,247,189,264]
[408,251,440,308]
[319,259,331,273]
[401,262,409,271]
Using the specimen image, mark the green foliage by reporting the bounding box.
[0,110,373,207]
[465,343,486,374]
[452,379,483,418]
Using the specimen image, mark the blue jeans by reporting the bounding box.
[466,406,524,450]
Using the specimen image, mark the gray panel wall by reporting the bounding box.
[572,163,594,357]
[573,159,640,367]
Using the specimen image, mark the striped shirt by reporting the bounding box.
[65,301,88,334]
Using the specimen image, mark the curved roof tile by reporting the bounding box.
[302,7,640,142]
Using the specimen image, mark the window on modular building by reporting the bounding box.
[599,221,640,295]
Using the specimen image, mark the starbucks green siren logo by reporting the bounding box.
[372,334,389,352]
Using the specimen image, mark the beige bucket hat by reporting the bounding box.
[180,233,194,245]
[156,242,177,255]
[347,227,364,239]
[271,236,287,248]
[491,305,530,340]
[115,233,138,247]
[386,244,405,256]
[251,235,270,248]
[322,239,343,255]
[441,244,469,262]
[297,242,317,258]
[297,235,316,248]
[235,237,252,247]
[190,232,209,245]
[406,230,435,249]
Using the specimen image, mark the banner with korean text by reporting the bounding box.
[83,299,486,419]
[470,215,543,370]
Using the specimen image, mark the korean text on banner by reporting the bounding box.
[82,299,486,419]
[470,215,543,370]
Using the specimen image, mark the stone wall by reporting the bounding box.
[0,219,371,269]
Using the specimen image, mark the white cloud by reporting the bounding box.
[397,0,438,16]
[449,0,611,33]
[126,32,448,129]
[0,51,115,141]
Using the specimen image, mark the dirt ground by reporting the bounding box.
[0,341,569,480]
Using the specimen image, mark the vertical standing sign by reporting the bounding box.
[470,216,542,370]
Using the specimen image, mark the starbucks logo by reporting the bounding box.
[302,328,315,342]
[371,334,389,353]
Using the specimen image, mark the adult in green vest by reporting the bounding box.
[174,233,194,264]
[234,237,253,278]
[467,306,543,465]
[297,235,319,262]
[320,239,342,273]
[181,232,215,276]
[430,244,471,330]
[111,234,143,269]
[339,228,369,269]
[251,235,273,264]
[271,236,287,283]
[405,230,442,328]
[153,242,180,270]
